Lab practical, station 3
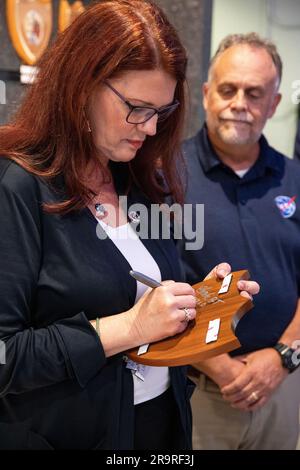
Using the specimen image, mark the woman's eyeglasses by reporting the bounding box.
[104,81,179,124]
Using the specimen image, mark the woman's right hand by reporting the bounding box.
[128,281,197,346]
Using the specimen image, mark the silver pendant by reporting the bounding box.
[95,203,107,218]
[128,210,140,224]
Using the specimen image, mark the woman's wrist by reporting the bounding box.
[90,308,143,357]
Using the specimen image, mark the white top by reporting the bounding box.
[97,219,170,405]
[234,168,250,178]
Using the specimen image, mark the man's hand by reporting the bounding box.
[192,354,247,390]
[208,356,247,389]
[220,348,289,411]
[204,262,260,300]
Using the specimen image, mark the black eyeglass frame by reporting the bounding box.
[104,80,180,124]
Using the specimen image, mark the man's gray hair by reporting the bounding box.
[208,32,282,87]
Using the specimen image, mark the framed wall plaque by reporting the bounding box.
[58,0,85,32]
[127,270,253,366]
[6,0,53,65]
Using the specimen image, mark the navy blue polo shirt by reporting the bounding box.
[178,125,300,355]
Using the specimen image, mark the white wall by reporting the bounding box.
[211,0,300,158]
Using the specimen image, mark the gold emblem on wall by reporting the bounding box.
[6,0,53,65]
[58,0,85,32]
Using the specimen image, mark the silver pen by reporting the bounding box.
[129,270,162,288]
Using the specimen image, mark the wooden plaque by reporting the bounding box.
[58,0,85,32]
[127,270,253,366]
[6,0,53,65]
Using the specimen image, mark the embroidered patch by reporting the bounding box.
[274,195,296,218]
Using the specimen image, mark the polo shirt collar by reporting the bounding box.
[195,124,220,173]
[195,124,282,176]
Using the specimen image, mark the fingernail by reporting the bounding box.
[218,269,227,277]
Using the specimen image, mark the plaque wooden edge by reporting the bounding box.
[126,270,253,367]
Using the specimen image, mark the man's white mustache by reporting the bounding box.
[220,114,253,124]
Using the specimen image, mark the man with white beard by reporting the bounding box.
[178,33,300,449]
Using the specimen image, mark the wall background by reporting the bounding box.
[0,0,212,139]
[211,0,300,158]
[156,0,212,136]
[1,0,299,155]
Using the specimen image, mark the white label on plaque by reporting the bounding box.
[20,65,39,84]
[137,343,149,355]
[206,318,220,343]
[218,273,232,294]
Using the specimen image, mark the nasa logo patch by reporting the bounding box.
[274,195,296,219]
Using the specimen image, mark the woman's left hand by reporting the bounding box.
[204,262,260,300]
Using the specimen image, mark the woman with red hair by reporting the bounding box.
[0,0,258,450]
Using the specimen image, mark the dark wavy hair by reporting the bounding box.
[0,0,188,213]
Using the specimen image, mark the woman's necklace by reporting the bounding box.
[94,202,107,218]
[93,186,115,219]
[93,188,119,220]
[92,188,140,225]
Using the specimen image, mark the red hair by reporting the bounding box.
[0,0,187,213]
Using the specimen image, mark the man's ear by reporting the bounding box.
[202,82,209,110]
[268,93,281,118]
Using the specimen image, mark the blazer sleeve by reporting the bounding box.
[0,164,106,397]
